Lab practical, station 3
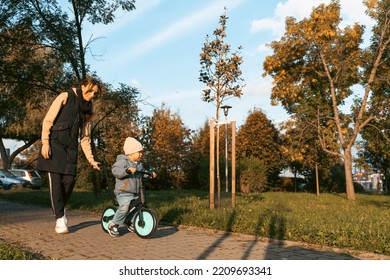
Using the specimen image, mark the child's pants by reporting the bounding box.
[112,192,138,225]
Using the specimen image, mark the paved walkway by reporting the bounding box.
[0,199,388,260]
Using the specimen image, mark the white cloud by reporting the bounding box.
[243,77,273,98]
[340,0,372,26]
[112,0,245,64]
[257,43,272,53]
[251,0,374,52]
[274,0,331,21]
[251,18,283,36]
[129,79,141,88]
[250,0,333,42]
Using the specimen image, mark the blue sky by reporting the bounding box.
[81,0,373,131]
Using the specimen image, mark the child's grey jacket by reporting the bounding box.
[111,154,144,195]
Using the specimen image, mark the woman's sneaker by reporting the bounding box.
[55,216,69,234]
[63,209,68,226]
[108,223,120,237]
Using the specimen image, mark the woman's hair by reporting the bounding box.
[78,76,101,117]
[81,76,102,97]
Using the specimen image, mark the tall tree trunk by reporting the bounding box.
[0,138,38,169]
[0,139,10,169]
[315,162,320,196]
[344,148,355,200]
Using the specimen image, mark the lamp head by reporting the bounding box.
[221,105,232,117]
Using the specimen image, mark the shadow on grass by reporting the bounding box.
[159,207,192,224]
[195,206,358,260]
[196,210,237,260]
[241,210,286,259]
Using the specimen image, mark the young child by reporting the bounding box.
[108,137,156,237]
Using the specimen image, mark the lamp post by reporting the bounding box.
[221,105,231,193]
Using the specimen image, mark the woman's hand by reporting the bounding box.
[91,161,100,170]
[41,143,51,159]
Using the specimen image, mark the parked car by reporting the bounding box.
[10,169,42,189]
[0,169,31,190]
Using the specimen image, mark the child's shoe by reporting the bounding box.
[108,223,120,237]
[124,219,134,232]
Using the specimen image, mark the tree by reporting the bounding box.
[60,0,136,80]
[280,117,319,192]
[236,107,283,191]
[280,114,341,194]
[92,83,141,162]
[15,0,136,81]
[199,8,244,203]
[142,104,192,189]
[0,7,70,168]
[262,0,390,200]
[0,0,137,169]
[199,8,244,120]
[357,0,390,193]
[185,120,210,189]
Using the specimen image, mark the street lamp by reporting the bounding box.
[220,105,231,193]
[221,105,231,118]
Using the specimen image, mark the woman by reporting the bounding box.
[37,77,101,234]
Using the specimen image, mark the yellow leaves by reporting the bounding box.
[290,153,303,162]
[364,0,377,10]
[263,55,281,74]
[280,146,289,155]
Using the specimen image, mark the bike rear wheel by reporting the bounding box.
[133,208,158,239]
[101,206,116,233]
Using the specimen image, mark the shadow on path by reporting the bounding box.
[68,220,100,233]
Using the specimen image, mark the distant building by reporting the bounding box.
[353,171,383,192]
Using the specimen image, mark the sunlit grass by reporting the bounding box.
[0,239,47,260]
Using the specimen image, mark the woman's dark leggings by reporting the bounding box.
[48,172,76,219]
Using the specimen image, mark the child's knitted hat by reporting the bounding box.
[123,137,143,155]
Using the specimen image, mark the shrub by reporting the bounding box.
[238,157,268,192]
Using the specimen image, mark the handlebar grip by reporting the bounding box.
[135,170,153,176]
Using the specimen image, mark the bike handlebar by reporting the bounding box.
[134,170,154,177]
[98,163,154,177]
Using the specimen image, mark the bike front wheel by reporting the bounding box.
[101,206,116,233]
[133,208,158,239]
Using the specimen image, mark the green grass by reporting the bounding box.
[0,239,47,260]
[1,187,389,257]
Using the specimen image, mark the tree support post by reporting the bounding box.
[210,118,236,209]
[231,120,236,208]
[209,118,215,209]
